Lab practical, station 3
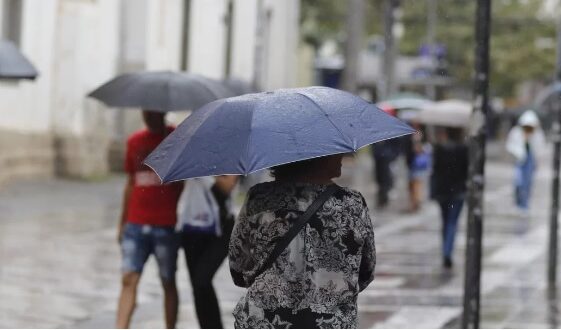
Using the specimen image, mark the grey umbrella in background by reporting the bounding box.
[223,77,258,96]
[0,40,39,80]
[416,99,472,128]
[88,71,235,112]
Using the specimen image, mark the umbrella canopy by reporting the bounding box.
[88,71,235,112]
[0,40,39,80]
[145,86,415,182]
[223,77,258,96]
[416,99,472,128]
[377,92,433,111]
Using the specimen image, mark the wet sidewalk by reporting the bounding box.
[0,151,560,328]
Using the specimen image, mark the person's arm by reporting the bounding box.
[118,175,134,243]
[229,200,251,288]
[358,196,376,292]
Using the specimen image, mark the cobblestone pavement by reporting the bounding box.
[1,147,560,328]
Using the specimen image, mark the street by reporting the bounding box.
[0,145,559,328]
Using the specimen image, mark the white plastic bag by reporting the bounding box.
[177,177,221,235]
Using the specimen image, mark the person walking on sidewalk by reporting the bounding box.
[371,138,402,209]
[178,175,238,328]
[403,123,431,213]
[505,110,545,215]
[229,154,376,328]
[431,127,468,269]
[116,111,183,328]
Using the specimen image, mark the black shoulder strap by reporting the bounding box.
[249,184,340,285]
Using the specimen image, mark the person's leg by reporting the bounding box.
[408,178,415,210]
[116,224,150,328]
[411,178,422,211]
[443,199,465,261]
[375,158,391,207]
[514,164,525,209]
[438,200,449,258]
[161,280,178,329]
[153,227,179,329]
[182,232,229,328]
[116,272,141,328]
[520,157,535,211]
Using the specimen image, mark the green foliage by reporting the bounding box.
[301,0,559,98]
[300,0,383,50]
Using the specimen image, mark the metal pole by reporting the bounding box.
[380,0,398,100]
[548,14,561,290]
[224,0,234,78]
[341,0,365,93]
[462,0,491,328]
[425,0,437,100]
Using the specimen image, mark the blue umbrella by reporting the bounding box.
[145,86,414,182]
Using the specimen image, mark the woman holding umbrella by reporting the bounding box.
[417,100,470,269]
[431,127,469,269]
[144,87,414,328]
[228,155,376,328]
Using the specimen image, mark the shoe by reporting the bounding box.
[443,257,453,269]
[376,194,389,209]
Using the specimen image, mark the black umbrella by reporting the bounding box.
[0,40,39,80]
[223,77,258,96]
[88,71,236,112]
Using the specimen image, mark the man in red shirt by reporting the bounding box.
[116,111,183,329]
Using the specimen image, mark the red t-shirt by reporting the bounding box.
[124,127,183,227]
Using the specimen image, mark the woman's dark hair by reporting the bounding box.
[269,157,323,180]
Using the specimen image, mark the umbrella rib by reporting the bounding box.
[296,92,354,148]
[242,102,255,175]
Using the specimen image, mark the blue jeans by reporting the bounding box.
[121,223,179,281]
[515,153,535,210]
[438,198,464,259]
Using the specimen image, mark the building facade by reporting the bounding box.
[0,0,302,184]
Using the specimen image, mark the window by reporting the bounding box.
[2,0,23,46]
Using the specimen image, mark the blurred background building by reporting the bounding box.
[1,0,561,186]
[0,0,305,184]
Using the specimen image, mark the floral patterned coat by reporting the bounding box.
[229,182,376,328]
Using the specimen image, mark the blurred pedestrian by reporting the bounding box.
[178,175,238,329]
[371,138,402,208]
[116,111,183,328]
[229,154,376,328]
[431,127,468,269]
[370,108,403,209]
[505,110,545,215]
[404,124,431,213]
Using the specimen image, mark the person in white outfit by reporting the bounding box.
[505,110,545,214]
